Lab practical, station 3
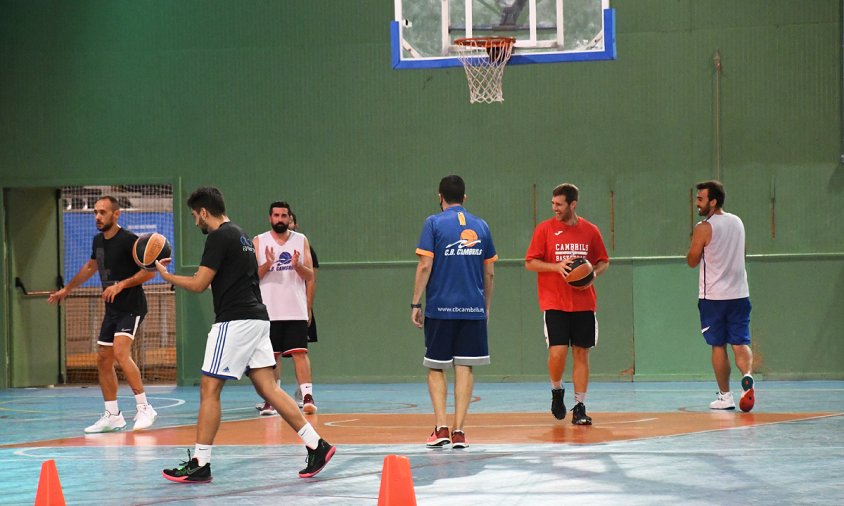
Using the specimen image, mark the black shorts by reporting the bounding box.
[270,320,309,355]
[543,310,597,349]
[98,312,144,346]
[307,312,318,343]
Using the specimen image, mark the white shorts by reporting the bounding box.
[201,319,274,380]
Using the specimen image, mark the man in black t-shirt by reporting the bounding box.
[156,187,335,484]
[48,196,157,433]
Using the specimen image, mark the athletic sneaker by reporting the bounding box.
[740,375,755,412]
[426,426,450,448]
[551,388,566,420]
[571,402,593,425]
[133,404,158,431]
[255,401,277,416]
[451,430,468,449]
[298,439,336,478]
[162,452,212,483]
[295,386,304,409]
[709,391,736,410]
[84,411,126,434]
[302,394,317,414]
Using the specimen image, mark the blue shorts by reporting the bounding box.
[698,297,752,346]
[423,318,489,369]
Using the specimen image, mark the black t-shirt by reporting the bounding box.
[91,227,147,316]
[200,221,269,323]
[310,246,319,269]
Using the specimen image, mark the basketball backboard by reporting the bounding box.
[392,0,616,69]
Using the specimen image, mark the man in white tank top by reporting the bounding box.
[687,180,755,412]
[252,202,318,415]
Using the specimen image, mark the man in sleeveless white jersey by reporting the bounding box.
[252,201,318,415]
[687,180,755,412]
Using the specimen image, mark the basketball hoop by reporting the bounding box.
[453,37,516,104]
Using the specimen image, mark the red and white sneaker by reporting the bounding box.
[451,430,468,449]
[426,426,450,448]
[740,374,755,412]
[302,394,318,414]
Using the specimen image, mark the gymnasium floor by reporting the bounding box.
[0,381,842,505]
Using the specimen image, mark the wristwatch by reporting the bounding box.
[410,303,422,309]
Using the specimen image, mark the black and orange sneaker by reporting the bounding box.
[740,374,755,412]
[162,451,212,484]
[425,426,450,448]
[451,430,468,449]
[551,388,566,420]
[299,439,335,478]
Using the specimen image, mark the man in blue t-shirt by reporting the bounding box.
[411,175,497,450]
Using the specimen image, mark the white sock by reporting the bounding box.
[574,392,586,404]
[105,400,119,415]
[300,383,313,397]
[134,392,148,406]
[194,445,212,466]
[552,382,563,391]
[297,423,321,449]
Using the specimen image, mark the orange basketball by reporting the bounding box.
[460,229,479,245]
[133,233,171,271]
[565,258,594,288]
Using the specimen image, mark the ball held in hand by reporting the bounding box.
[133,233,171,271]
[564,257,594,288]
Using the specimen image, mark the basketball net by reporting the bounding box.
[454,37,516,104]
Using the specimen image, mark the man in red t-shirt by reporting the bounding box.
[525,183,610,425]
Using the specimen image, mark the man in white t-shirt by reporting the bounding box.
[252,201,318,415]
[687,180,755,412]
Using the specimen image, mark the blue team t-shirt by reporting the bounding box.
[415,206,498,320]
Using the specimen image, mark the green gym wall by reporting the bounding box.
[1,0,842,388]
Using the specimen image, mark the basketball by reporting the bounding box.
[565,258,594,288]
[133,232,171,271]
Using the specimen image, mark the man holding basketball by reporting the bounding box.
[687,180,755,412]
[47,196,158,433]
[525,183,609,425]
[155,187,334,483]
[411,175,497,449]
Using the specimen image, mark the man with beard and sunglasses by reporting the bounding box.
[48,195,158,433]
[251,202,318,416]
[156,188,334,483]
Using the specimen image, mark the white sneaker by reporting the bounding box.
[133,404,158,430]
[84,411,127,433]
[709,391,736,410]
[294,386,304,409]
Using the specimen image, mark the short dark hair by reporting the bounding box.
[289,211,297,224]
[696,180,725,208]
[552,183,579,203]
[97,195,120,211]
[438,175,465,204]
[187,187,226,217]
[268,201,291,215]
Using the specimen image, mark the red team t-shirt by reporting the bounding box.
[525,217,609,312]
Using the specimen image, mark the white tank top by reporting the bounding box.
[699,212,750,300]
[255,230,308,320]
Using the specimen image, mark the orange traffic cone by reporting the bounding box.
[34,459,66,506]
[377,454,417,506]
